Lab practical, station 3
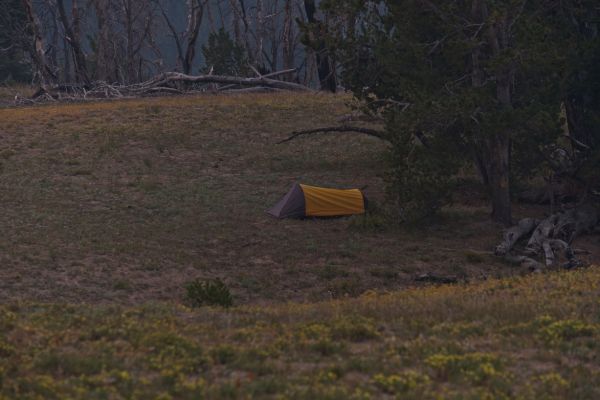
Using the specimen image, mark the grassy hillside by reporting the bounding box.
[2,269,600,399]
[1,93,598,399]
[0,93,553,305]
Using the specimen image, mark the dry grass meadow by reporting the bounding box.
[0,91,599,398]
[0,92,533,305]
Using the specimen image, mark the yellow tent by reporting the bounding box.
[267,183,367,218]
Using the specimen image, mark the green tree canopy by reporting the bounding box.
[320,0,599,223]
[201,29,250,76]
[0,0,31,83]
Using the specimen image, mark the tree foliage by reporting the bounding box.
[0,0,31,82]
[201,28,250,76]
[320,0,599,222]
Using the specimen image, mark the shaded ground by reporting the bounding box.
[0,93,597,305]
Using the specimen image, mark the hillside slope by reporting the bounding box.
[0,93,556,305]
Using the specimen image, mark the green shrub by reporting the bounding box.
[310,339,347,356]
[201,29,250,76]
[209,345,238,364]
[185,278,233,308]
[425,352,506,385]
[331,316,380,342]
[539,319,597,345]
[372,371,430,394]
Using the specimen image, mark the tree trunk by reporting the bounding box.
[56,0,89,84]
[565,96,593,147]
[229,0,242,45]
[183,0,204,75]
[303,0,336,92]
[206,1,216,33]
[282,0,294,80]
[255,0,264,67]
[63,36,71,82]
[122,0,135,83]
[21,0,56,87]
[485,133,512,225]
[470,3,513,225]
[94,0,111,82]
[48,5,59,73]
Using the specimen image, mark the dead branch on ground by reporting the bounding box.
[495,204,598,272]
[276,126,388,144]
[18,69,308,104]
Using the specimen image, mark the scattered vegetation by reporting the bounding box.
[0,93,560,306]
[185,278,233,308]
[1,268,600,398]
[201,28,250,76]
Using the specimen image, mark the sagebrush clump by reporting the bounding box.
[185,278,233,308]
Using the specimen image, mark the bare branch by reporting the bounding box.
[277,126,387,144]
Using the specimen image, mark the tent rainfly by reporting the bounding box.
[267,183,368,218]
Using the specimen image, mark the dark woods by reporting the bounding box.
[2,0,339,90]
[3,0,599,231]
[320,0,599,226]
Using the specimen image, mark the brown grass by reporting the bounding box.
[0,92,597,306]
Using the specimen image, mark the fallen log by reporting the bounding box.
[504,254,545,272]
[526,204,598,254]
[134,71,311,93]
[220,86,284,94]
[495,218,539,256]
[495,203,598,271]
[24,69,311,103]
[415,273,458,284]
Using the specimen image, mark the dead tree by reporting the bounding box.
[160,0,205,75]
[495,204,598,271]
[21,0,57,87]
[56,0,90,84]
[303,0,336,92]
[281,0,295,81]
[22,68,310,102]
[112,0,155,83]
[229,0,242,45]
[93,0,112,82]
[255,0,265,67]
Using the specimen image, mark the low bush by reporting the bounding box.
[185,278,233,308]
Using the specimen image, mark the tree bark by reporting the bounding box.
[303,0,336,92]
[94,0,111,82]
[470,2,513,225]
[56,0,89,84]
[183,0,204,75]
[229,0,242,45]
[495,204,597,270]
[494,217,539,256]
[21,0,56,87]
[282,0,294,81]
[485,133,512,225]
[255,0,265,67]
